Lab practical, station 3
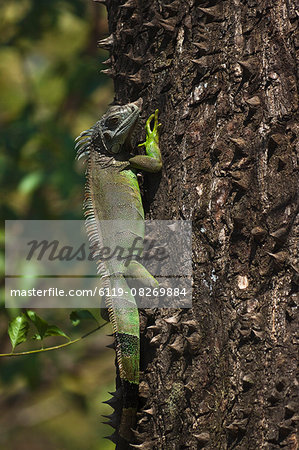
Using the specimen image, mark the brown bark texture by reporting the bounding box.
[99,0,298,448]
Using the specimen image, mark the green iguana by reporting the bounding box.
[75,99,162,449]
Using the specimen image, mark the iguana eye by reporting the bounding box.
[106,117,119,128]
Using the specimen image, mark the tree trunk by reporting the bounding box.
[99,0,298,448]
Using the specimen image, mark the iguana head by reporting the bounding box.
[76,99,142,159]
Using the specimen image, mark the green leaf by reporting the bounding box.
[26,310,49,340]
[44,326,69,340]
[70,310,98,327]
[18,171,43,194]
[8,314,29,351]
[27,311,69,341]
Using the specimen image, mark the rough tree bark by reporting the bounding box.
[98,0,298,448]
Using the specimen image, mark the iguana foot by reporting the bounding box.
[139,109,161,147]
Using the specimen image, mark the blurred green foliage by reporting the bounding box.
[0,1,114,448]
[0,0,113,222]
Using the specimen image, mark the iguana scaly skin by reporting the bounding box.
[75,99,162,449]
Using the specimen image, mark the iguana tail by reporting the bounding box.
[103,275,140,449]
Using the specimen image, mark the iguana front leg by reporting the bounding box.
[129,109,162,173]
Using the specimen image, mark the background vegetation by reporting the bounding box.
[0,1,114,448]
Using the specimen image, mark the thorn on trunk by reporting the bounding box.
[251,226,267,240]
[186,333,200,354]
[191,58,208,74]
[267,251,288,264]
[163,314,180,325]
[128,73,143,85]
[242,374,254,390]
[198,5,223,20]
[101,68,116,77]
[104,431,118,443]
[181,319,198,330]
[168,336,185,354]
[130,443,154,449]
[238,58,258,77]
[120,0,135,7]
[195,432,210,444]
[143,21,157,29]
[147,325,161,333]
[192,42,209,53]
[102,57,112,66]
[149,334,162,346]
[159,18,176,32]
[164,0,180,11]
[98,34,114,50]
[270,227,288,241]
[245,96,261,107]
[131,429,147,442]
